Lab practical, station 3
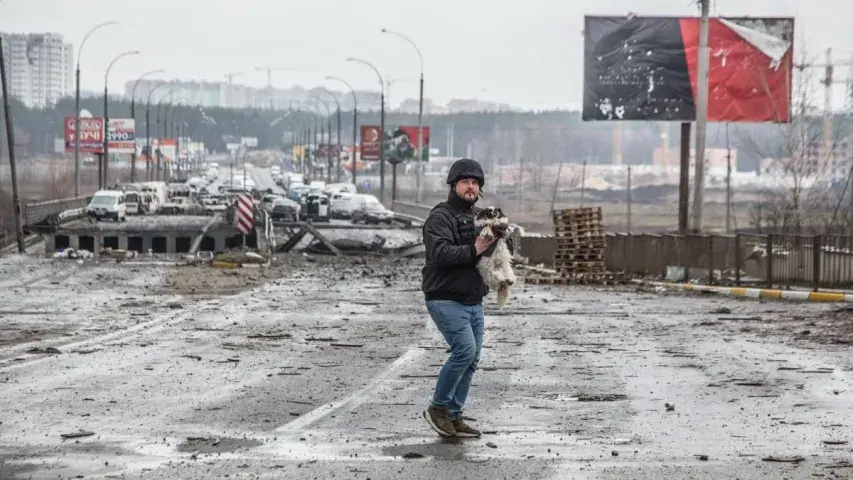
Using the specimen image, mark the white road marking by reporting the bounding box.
[276,341,428,433]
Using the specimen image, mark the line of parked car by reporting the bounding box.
[84,165,228,222]
[265,171,394,224]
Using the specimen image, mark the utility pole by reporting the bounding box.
[725,123,733,232]
[515,128,523,214]
[691,0,711,232]
[626,164,632,233]
[0,36,25,253]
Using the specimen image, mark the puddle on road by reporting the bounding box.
[383,439,468,460]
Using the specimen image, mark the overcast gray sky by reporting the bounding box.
[2,0,852,110]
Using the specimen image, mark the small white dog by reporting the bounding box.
[474,206,516,307]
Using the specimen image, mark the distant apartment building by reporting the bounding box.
[759,137,853,182]
[653,147,738,172]
[125,79,381,112]
[0,32,74,108]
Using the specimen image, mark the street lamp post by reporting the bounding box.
[320,91,342,182]
[289,110,311,174]
[155,90,174,181]
[145,82,167,182]
[308,96,333,182]
[299,108,320,178]
[346,57,385,204]
[103,49,139,189]
[381,28,425,203]
[168,105,186,180]
[74,20,118,195]
[304,103,326,181]
[130,69,163,183]
[327,76,359,190]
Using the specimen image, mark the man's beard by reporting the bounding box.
[457,190,479,204]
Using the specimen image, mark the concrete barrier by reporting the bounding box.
[637,280,853,302]
[22,196,92,227]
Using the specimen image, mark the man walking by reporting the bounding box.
[421,158,495,438]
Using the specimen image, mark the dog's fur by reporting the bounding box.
[474,206,516,308]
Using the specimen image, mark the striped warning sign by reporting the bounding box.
[235,194,255,235]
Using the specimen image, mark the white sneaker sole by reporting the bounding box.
[423,410,454,437]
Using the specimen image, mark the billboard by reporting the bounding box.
[64,116,104,153]
[106,118,136,153]
[582,16,794,123]
[360,125,382,161]
[156,138,177,164]
[359,125,431,163]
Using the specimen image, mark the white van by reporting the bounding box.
[86,190,127,222]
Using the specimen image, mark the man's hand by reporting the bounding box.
[474,235,496,256]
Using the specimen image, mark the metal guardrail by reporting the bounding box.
[392,201,431,220]
[21,196,92,227]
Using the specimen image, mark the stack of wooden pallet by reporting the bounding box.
[525,206,624,285]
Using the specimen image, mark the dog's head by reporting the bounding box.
[475,206,510,234]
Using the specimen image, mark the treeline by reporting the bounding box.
[2,95,847,172]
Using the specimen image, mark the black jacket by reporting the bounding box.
[421,191,488,305]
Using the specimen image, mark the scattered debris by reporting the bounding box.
[574,393,627,402]
[26,346,61,355]
[60,430,95,440]
[52,248,93,260]
[762,455,805,463]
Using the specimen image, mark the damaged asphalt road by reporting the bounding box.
[0,254,852,479]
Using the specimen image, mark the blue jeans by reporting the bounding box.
[425,300,485,419]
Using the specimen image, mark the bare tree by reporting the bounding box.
[741,52,849,233]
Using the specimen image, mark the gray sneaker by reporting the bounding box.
[423,405,457,437]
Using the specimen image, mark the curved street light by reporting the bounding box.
[130,69,163,182]
[308,95,334,182]
[153,88,176,180]
[381,28,426,203]
[288,110,312,172]
[298,105,322,178]
[74,20,118,195]
[168,97,190,181]
[326,76,359,189]
[103,49,139,188]
[319,91,343,181]
[346,56,387,203]
[144,82,168,181]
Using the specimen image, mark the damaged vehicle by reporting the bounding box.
[269,198,300,221]
[298,192,330,222]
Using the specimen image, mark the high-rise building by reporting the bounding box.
[0,32,74,108]
[125,78,379,111]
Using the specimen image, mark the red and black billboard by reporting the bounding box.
[583,16,794,123]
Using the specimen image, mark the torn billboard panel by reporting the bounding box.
[582,16,794,123]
